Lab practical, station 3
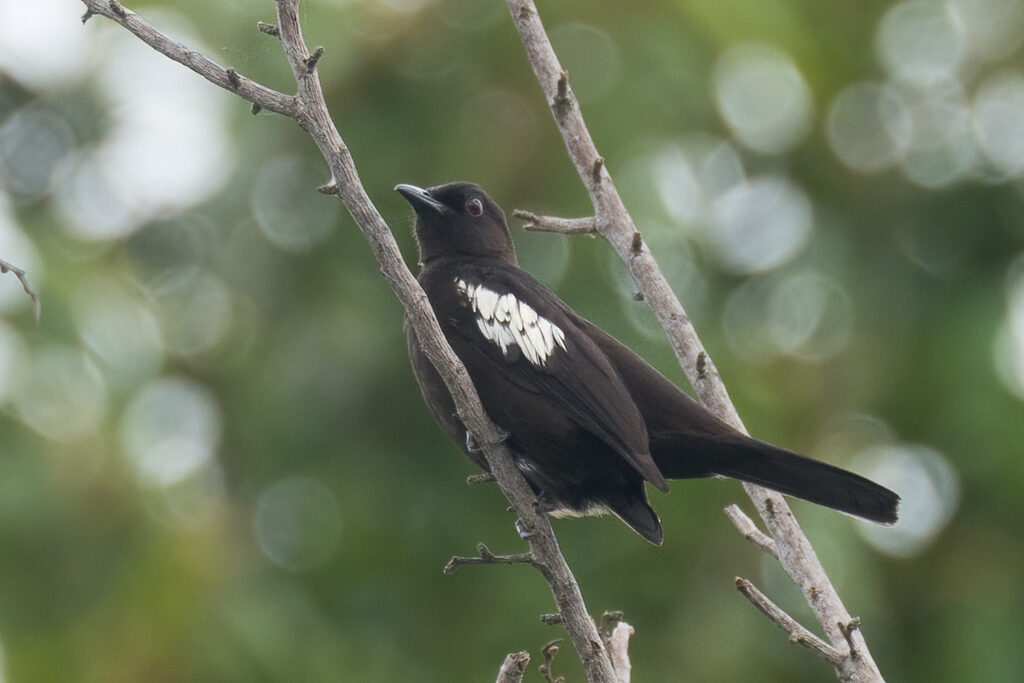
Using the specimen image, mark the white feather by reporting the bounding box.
[455,280,567,367]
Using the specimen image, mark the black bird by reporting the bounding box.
[397,181,899,545]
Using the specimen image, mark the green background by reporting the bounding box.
[0,0,1022,680]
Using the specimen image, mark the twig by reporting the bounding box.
[512,210,597,235]
[77,2,621,680]
[540,640,566,683]
[724,504,778,559]
[838,617,862,659]
[505,1,885,680]
[496,651,531,683]
[0,258,41,321]
[78,0,297,118]
[735,577,842,665]
[443,543,535,575]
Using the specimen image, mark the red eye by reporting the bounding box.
[466,197,484,217]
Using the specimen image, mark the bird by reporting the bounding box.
[396,181,899,545]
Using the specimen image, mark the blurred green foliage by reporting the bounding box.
[0,0,1023,680]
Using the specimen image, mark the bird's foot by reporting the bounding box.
[465,428,510,453]
[515,517,535,540]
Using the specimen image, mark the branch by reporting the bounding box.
[0,258,40,321]
[78,2,620,681]
[724,504,778,559]
[735,577,842,664]
[80,0,297,118]
[443,543,535,575]
[505,1,884,680]
[512,210,597,235]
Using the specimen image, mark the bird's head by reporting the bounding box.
[395,182,518,266]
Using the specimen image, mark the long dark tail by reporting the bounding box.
[653,433,900,524]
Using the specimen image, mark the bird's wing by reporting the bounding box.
[433,262,668,492]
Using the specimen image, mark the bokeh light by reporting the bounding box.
[13,344,107,442]
[52,19,232,240]
[854,444,960,557]
[723,271,852,363]
[707,175,812,274]
[973,71,1024,178]
[0,320,27,405]
[0,102,75,202]
[254,477,343,572]
[900,83,977,187]
[713,44,813,155]
[72,276,164,387]
[149,267,234,357]
[994,253,1024,399]
[251,155,339,252]
[652,135,745,229]
[550,23,622,103]
[0,0,93,89]
[877,1,966,88]
[949,0,1024,61]
[120,376,222,488]
[826,81,913,173]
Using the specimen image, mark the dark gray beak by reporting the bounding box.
[395,183,445,214]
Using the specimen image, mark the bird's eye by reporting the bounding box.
[466,197,484,217]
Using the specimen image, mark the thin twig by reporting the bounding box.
[78,0,297,117]
[443,543,535,575]
[735,577,843,665]
[512,210,597,235]
[496,651,531,683]
[505,1,884,680]
[0,258,41,321]
[724,504,778,559]
[540,640,566,683]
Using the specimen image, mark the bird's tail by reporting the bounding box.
[654,433,900,524]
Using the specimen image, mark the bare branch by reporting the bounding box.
[505,1,885,680]
[512,210,597,235]
[496,651,531,683]
[78,0,297,118]
[443,543,535,575]
[0,258,40,321]
[77,2,621,680]
[724,504,778,559]
[735,577,842,665]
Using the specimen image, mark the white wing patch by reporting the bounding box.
[456,278,567,367]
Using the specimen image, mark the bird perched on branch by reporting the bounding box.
[397,181,899,545]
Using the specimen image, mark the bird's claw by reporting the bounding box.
[465,428,510,453]
[515,518,535,540]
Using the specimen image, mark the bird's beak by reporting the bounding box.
[395,183,445,215]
